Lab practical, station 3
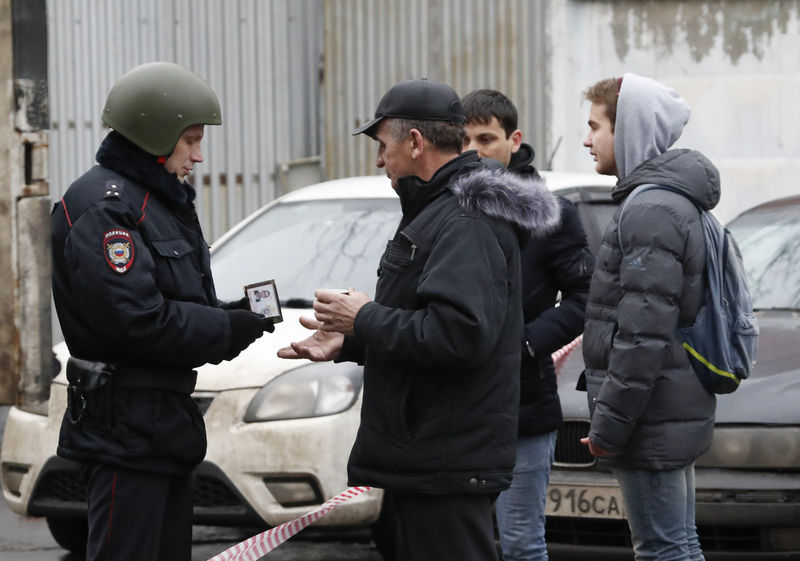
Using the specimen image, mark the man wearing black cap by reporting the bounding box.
[279,78,561,560]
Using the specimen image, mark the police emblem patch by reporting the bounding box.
[104,229,135,273]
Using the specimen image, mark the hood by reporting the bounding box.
[613,148,721,211]
[508,143,541,179]
[450,166,561,238]
[614,73,691,180]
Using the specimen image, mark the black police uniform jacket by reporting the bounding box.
[509,144,593,437]
[52,131,233,475]
[338,151,561,494]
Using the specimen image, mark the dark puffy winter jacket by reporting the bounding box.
[582,148,719,469]
[340,151,561,493]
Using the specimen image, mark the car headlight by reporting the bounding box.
[698,426,800,468]
[244,362,363,422]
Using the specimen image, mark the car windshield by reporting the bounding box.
[727,201,800,310]
[211,198,401,304]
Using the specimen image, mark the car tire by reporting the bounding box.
[370,497,398,561]
[46,516,88,554]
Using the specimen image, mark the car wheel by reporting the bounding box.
[371,497,398,561]
[46,516,88,554]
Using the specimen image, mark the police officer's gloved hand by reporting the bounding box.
[225,310,275,360]
[220,296,249,310]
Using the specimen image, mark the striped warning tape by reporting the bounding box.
[207,486,372,561]
[551,334,582,366]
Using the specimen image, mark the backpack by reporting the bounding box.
[617,183,759,394]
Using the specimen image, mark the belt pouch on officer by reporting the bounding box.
[66,357,115,432]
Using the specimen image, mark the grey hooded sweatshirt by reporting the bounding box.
[582,73,719,469]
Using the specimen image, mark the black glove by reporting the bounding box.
[226,310,275,360]
[220,296,249,310]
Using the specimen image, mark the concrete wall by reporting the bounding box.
[548,0,800,223]
[0,0,52,406]
[0,0,15,404]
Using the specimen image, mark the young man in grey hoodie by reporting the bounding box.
[579,74,719,561]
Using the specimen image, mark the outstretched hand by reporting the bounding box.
[580,436,617,458]
[277,316,344,362]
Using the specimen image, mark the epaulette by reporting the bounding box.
[60,166,138,227]
[102,178,124,200]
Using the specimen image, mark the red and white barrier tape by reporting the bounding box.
[551,334,582,365]
[207,486,372,561]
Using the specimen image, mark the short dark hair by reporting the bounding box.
[461,89,518,138]
[387,118,465,155]
[583,78,621,130]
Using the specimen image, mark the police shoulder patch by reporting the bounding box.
[104,229,135,273]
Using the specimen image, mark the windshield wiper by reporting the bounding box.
[282,298,314,308]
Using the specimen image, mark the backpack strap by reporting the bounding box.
[617,183,700,252]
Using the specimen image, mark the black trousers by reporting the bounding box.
[386,490,499,561]
[83,463,194,561]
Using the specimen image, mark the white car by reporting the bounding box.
[1,171,616,556]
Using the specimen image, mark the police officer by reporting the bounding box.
[51,62,273,561]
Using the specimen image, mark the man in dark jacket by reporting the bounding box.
[462,89,593,561]
[52,62,274,561]
[278,78,560,561]
[580,73,718,561]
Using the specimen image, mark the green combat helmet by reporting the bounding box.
[102,61,221,156]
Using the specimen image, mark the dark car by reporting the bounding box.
[546,195,800,560]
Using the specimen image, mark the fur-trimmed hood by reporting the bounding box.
[450,167,561,238]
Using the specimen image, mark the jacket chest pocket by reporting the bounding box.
[376,234,430,301]
[150,238,203,300]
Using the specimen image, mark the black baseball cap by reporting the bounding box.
[351,78,466,136]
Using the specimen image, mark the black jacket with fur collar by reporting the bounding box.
[341,150,560,493]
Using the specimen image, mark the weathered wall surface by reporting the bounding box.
[549,0,800,222]
[1,0,52,406]
[0,0,15,404]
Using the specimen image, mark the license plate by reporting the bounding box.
[545,484,626,519]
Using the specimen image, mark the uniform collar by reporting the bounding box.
[96,131,197,207]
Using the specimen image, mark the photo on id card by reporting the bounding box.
[244,279,283,323]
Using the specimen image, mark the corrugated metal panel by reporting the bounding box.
[322,0,549,180]
[47,0,323,241]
